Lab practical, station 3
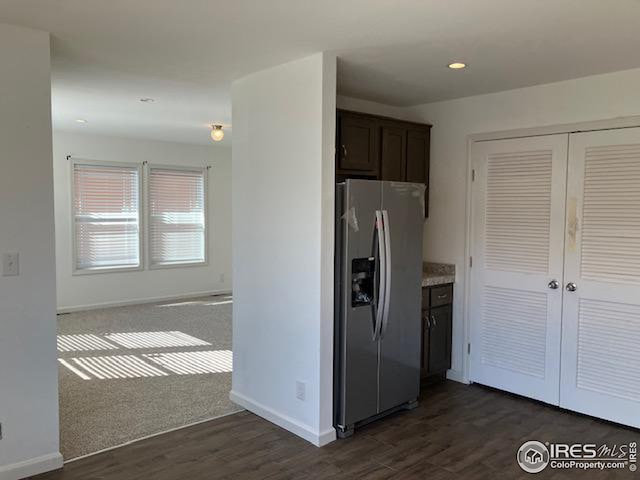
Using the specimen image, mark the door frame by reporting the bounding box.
[461,115,640,384]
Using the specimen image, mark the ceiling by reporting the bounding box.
[1,0,640,145]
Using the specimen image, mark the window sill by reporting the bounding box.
[73,265,143,276]
[149,260,208,270]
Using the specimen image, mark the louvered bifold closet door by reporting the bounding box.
[148,167,206,267]
[560,127,640,428]
[470,135,568,405]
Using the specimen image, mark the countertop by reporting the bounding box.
[422,262,455,287]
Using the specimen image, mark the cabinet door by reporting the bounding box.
[428,305,452,375]
[380,126,406,181]
[406,128,430,216]
[421,309,430,377]
[337,113,379,175]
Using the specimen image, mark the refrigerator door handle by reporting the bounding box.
[380,210,392,339]
[373,210,386,341]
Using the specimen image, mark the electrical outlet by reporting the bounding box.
[2,253,19,276]
[295,381,306,401]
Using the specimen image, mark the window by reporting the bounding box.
[72,162,141,272]
[70,161,206,272]
[148,167,206,267]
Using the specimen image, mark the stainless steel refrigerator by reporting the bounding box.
[334,179,425,438]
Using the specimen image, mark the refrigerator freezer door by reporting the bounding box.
[378,181,425,413]
[336,180,382,427]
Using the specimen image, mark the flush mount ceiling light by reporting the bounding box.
[75,119,88,124]
[139,97,155,103]
[210,124,224,142]
[448,62,467,70]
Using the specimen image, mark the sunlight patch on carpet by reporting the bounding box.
[105,331,211,349]
[144,350,233,375]
[59,355,169,380]
[57,334,120,352]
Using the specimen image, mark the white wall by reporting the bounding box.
[336,95,420,122]
[408,67,640,381]
[0,24,62,480]
[230,52,337,446]
[52,131,232,311]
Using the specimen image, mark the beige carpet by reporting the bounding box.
[57,295,241,460]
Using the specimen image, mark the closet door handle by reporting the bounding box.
[566,282,577,292]
[341,145,347,158]
[548,280,559,290]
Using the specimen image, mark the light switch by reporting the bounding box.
[2,253,19,276]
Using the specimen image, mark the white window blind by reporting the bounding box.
[73,163,141,271]
[148,167,206,266]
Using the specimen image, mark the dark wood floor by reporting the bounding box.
[32,381,638,480]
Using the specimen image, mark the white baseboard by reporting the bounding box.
[229,390,336,447]
[57,289,232,314]
[0,452,63,480]
[446,369,469,384]
[317,426,338,447]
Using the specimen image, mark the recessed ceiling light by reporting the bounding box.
[448,62,466,70]
[139,97,155,103]
[75,119,88,124]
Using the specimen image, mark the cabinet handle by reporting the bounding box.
[341,144,347,158]
[431,314,437,327]
[437,293,448,300]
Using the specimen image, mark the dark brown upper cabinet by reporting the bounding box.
[336,109,431,216]
[405,128,431,215]
[380,126,407,181]
[406,129,430,183]
[336,112,379,176]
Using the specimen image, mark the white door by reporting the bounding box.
[560,127,640,428]
[470,135,568,405]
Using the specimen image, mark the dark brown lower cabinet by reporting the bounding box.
[421,285,453,379]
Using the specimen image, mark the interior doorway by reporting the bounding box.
[51,130,234,460]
